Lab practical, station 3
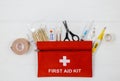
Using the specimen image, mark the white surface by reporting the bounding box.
[0,0,120,81]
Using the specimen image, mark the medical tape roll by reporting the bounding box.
[11,38,30,55]
[104,33,113,42]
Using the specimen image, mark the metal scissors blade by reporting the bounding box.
[63,21,70,41]
[63,21,69,31]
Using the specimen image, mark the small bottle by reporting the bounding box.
[50,30,54,40]
[49,28,55,41]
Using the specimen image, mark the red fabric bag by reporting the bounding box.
[37,41,92,77]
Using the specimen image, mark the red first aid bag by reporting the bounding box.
[37,41,92,77]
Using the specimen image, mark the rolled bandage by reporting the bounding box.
[11,38,30,55]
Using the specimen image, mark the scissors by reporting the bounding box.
[63,20,80,41]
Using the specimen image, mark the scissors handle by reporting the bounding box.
[64,32,70,41]
[69,31,80,41]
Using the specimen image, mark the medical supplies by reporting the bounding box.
[63,20,80,41]
[11,38,30,55]
[81,21,94,41]
[55,27,62,41]
[104,33,114,42]
[31,28,49,42]
[92,27,106,54]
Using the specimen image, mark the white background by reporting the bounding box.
[0,0,120,81]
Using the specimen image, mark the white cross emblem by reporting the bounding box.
[59,56,70,66]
